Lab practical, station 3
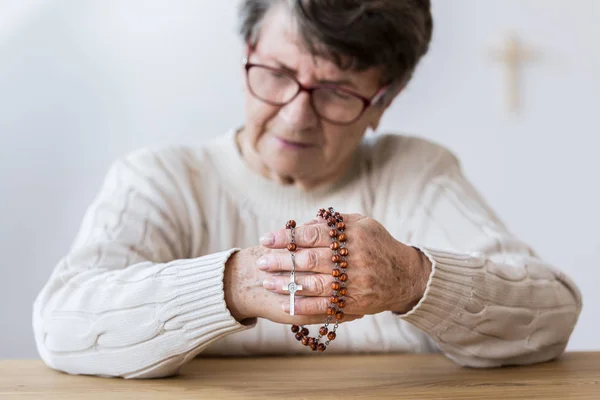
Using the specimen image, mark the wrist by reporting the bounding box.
[224,250,252,322]
[408,246,432,306]
[390,245,432,314]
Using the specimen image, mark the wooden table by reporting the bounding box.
[2,352,599,399]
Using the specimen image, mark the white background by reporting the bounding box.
[0,0,598,358]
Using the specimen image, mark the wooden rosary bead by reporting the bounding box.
[287,207,349,352]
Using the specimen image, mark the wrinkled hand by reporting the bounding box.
[224,244,364,326]
[257,213,432,319]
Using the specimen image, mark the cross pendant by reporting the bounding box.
[283,273,303,315]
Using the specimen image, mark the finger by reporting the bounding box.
[282,296,355,318]
[257,248,333,274]
[263,273,334,296]
[260,223,331,249]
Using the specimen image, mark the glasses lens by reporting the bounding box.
[312,88,365,124]
[247,66,298,105]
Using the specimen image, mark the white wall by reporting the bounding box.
[0,0,598,358]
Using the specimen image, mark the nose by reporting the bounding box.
[278,90,318,129]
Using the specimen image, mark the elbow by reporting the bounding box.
[32,293,184,379]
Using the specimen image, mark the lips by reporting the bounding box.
[276,137,314,148]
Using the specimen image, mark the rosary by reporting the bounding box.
[283,207,348,352]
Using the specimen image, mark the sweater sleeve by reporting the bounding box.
[32,148,253,379]
[398,151,583,367]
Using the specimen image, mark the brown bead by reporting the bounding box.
[331,254,341,263]
[331,269,341,278]
[323,212,331,219]
[338,233,347,242]
[319,326,328,336]
[329,229,338,238]
[339,273,348,282]
[330,282,341,290]
[330,295,339,303]
[336,222,345,230]
[286,220,296,229]
[327,217,335,225]
[339,261,348,269]
[302,337,309,346]
[295,332,303,341]
[327,332,336,341]
[339,287,348,296]
[337,299,347,308]
[336,311,345,320]
[339,248,349,256]
[310,342,318,351]
[330,242,340,250]
[318,343,326,352]
[287,243,297,252]
[301,327,309,336]
[327,306,336,315]
[291,325,300,333]
[308,337,315,346]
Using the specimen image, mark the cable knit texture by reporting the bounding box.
[33,129,582,378]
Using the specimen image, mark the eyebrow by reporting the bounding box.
[273,60,358,89]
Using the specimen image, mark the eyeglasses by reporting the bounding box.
[243,58,389,125]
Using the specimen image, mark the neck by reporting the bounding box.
[235,129,350,192]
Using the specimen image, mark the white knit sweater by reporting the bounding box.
[32,130,582,378]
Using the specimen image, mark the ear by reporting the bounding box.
[381,82,405,110]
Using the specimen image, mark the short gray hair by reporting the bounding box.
[238,0,433,93]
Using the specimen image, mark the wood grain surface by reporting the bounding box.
[2,352,599,399]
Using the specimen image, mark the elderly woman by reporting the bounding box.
[33,0,581,378]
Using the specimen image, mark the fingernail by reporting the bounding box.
[260,233,274,246]
[263,280,276,290]
[257,257,269,270]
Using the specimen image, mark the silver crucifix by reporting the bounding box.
[283,272,303,315]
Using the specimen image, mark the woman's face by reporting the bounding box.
[239,5,392,189]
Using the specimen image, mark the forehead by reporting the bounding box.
[253,4,382,87]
